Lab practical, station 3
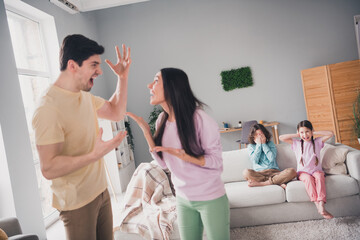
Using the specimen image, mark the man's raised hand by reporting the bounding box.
[105,44,131,79]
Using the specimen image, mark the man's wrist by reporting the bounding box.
[117,75,128,81]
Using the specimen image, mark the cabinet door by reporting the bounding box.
[301,66,337,138]
[329,60,360,149]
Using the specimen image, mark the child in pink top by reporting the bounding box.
[279,120,334,219]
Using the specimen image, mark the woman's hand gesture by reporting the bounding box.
[154,146,205,166]
[154,146,187,160]
[126,112,151,134]
[126,112,157,150]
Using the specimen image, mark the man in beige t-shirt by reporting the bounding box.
[32,34,131,240]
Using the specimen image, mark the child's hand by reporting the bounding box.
[260,134,266,144]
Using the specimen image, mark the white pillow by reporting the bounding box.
[320,143,348,175]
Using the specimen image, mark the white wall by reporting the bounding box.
[93,0,360,166]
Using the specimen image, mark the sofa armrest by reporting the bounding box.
[346,150,360,182]
[0,217,22,237]
[0,218,39,240]
[9,234,39,240]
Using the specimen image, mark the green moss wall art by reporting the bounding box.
[220,66,253,91]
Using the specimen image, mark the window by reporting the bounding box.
[5,0,60,227]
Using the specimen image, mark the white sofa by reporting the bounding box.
[223,143,360,228]
[115,143,360,239]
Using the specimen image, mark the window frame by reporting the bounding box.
[4,0,60,228]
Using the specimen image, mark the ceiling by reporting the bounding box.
[49,0,149,13]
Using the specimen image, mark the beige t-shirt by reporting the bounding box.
[32,85,107,211]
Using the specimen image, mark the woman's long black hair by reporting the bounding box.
[154,68,205,159]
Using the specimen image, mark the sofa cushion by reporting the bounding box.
[221,149,252,183]
[225,181,286,208]
[276,144,297,170]
[286,175,359,202]
[320,143,348,175]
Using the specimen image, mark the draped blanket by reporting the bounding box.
[118,162,177,240]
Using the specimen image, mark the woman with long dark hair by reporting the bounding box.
[127,68,230,240]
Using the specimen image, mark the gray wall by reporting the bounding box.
[94,0,360,166]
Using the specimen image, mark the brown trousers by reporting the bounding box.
[59,189,113,240]
[243,168,297,185]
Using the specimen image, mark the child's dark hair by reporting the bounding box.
[297,120,318,166]
[248,124,272,144]
[60,34,104,71]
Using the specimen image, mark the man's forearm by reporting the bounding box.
[41,152,98,180]
[109,77,128,121]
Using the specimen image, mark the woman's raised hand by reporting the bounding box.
[127,112,156,150]
[126,112,151,134]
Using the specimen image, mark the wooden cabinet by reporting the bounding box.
[301,60,360,150]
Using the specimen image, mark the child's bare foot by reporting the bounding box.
[280,184,287,189]
[321,210,334,219]
[316,201,334,219]
[248,180,260,187]
[247,180,270,187]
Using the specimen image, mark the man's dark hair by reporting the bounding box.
[59,34,104,71]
